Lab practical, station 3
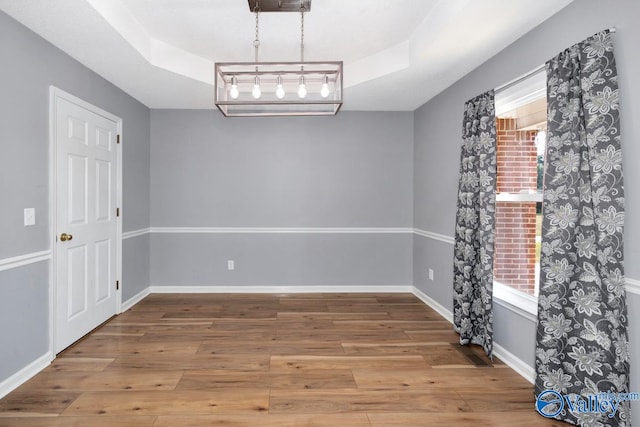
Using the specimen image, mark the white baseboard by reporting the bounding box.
[493,342,535,383]
[411,286,453,322]
[121,287,151,312]
[149,285,412,294]
[410,286,535,383]
[0,352,52,399]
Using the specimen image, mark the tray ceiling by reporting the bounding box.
[0,0,573,110]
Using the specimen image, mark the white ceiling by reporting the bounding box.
[0,0,573,111]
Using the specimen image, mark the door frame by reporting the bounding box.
[48,86,123,357]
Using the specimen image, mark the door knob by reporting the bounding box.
[60,233,73,242]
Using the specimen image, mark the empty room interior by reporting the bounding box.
[1,0,639,425]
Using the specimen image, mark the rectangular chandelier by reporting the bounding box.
[214,61,343,117]
[214,0,342,117]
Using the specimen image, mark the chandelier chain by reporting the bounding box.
[254,0,260,63]
[300,1,305,63]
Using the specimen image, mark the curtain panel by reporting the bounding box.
[535,30,630,426]
[453,90,497,359]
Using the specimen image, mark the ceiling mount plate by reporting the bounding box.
[248,0,311,12]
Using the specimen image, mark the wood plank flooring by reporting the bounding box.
[0,293,568,426]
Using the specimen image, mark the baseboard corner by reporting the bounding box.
[0,352,53,399]
[411,285,536,384]
[121,287,151,312]
[411,286,453,322]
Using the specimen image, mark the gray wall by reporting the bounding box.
[150,110,414,287]
[413,236,454,310]
[0,263,49,381]
[122,234,151,301]
[413,0,640,420]
[0,10,150,384]
[151,233,412,287]
[151,111,413,228]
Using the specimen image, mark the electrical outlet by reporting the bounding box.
[227,260,235,271]
[24,208,35,226]
[428,268,434,281]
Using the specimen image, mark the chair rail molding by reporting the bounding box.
[123,228,152,239]
[149,226,414,234]
[412,228,455,245]
[626,277,640,296]
[0,250,51,273]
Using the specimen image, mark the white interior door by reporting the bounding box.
[54,91,120,353]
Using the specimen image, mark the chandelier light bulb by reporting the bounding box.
[297,84,307,98]
[230,76,239,99]
[230,85,240,99]
[320,75,330,98]
[252,84,261,99]
[297,75,307,98]
[275,75,285,99]
[252,76,261,99]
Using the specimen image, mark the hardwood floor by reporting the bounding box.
[0,293,568,426]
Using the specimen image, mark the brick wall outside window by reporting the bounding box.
[494,118,538,294]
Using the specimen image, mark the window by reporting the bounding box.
[494,69,546,310]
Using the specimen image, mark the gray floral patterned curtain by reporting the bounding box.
[453,90,497,359]
[535,30,630,426]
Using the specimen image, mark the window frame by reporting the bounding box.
[493,66,547,318]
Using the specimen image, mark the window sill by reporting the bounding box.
[496,191,543,202]
[493,281,538,322]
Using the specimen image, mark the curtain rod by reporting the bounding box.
[495,64,545,94]
[495,27,616,95]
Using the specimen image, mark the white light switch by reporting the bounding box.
[428,269,434,281]
[24,208,35,226]
[227,260,235,270]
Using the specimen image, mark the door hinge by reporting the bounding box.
[116,280,120,290]
[117,134,120,144]
[116,207,120,217]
